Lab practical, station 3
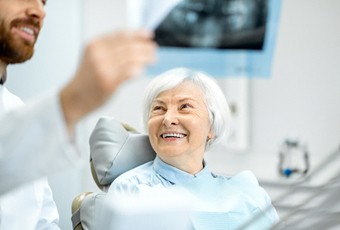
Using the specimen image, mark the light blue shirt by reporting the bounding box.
[109,156,279,230]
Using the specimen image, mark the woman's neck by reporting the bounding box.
[160,155,204,175]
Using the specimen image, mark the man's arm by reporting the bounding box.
[0,30,156,195]
[0,94,77,195]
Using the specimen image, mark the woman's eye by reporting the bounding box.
[180,103,192,110]
[152,106,165,111]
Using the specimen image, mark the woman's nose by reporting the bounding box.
[26,0,46,20]
[162,110,179,127]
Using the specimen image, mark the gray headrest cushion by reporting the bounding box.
[89,116,156,188]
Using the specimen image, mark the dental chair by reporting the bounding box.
[71,116,156,230]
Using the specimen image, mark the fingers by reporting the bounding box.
[111,29,155,42]
[110,39,157,77]
[126,29,155,41]
[103,30,157,66]
[85,30,157,88]
[62,29,158,128]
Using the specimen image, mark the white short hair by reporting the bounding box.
[142,67,231,147]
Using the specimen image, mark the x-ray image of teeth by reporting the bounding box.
[154,0,268,50]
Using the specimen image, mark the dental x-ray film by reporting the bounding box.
[127,0,282,77]
[154,0,267,50]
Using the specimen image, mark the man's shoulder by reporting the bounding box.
[1,86,24,110]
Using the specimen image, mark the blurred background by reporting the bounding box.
[6,0,340,229]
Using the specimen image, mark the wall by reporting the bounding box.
[5,0,340,229]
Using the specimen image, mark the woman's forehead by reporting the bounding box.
[155,82,205,100]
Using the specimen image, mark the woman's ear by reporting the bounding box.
[207,128,214,139]
[207,132,214,140]
[206,133,214,145]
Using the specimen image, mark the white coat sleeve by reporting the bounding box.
[35,178,61,230]
[0,93,85,195]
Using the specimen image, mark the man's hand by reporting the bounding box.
[60,30,157,133]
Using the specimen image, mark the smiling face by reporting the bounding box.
[0,0,46,64]
[147,81,213,174]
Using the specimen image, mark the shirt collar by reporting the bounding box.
[0,69,7,85]
[153,156,213,185]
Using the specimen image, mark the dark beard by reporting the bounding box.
[0,20,35,64]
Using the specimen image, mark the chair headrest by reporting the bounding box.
[89,116,156,191]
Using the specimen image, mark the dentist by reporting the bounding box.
[0,0,156,229]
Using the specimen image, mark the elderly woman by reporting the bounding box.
[108,67,278,229]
